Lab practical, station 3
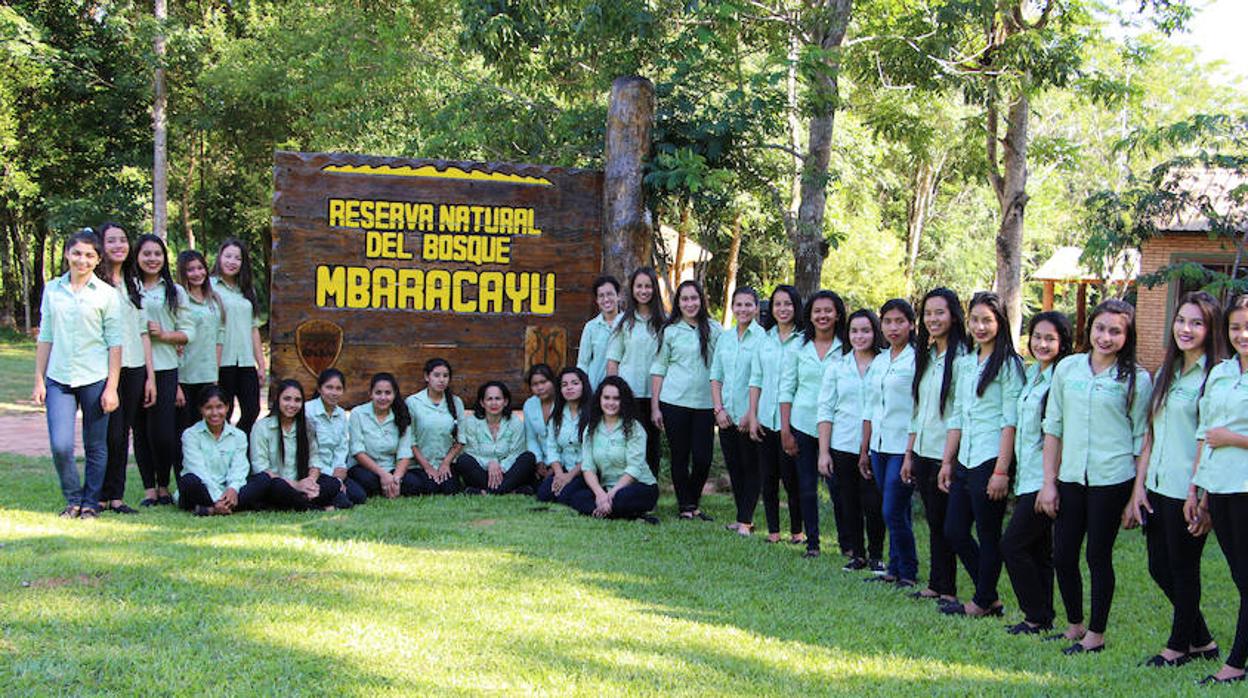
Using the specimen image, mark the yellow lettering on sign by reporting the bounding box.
[426,269,451,312]
[328,199,346,227]
[504,272,530,313]
[365,231,412,260]
[313,265,555,315]
[316,265,346,306]
[398,269,423,310]
[346,267,370,308]
[479,271,504,313]
[532,272,555,313]
[452,270,477,312]
[371,267,397,309]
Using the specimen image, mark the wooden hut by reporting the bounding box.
[1032,246,1138,345]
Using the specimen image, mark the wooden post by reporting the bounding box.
[1042,280,1054,311]
[1076,282,1087,347]
[602,76,655,282]
[722,212,743,326]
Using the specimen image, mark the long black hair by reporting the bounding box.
[1149,292,1224,424]
[1026,311,1074,420]
[1087,299,1141,412]
[1228,294,1248,359]
[551,366,591,435]
[966,292,1023,397]
[581,375,639,442]
[177,249,225,323]
[879,298,917,346]
[94,222,143,310]
[663,279,714,366]
[472,380,514,420]
[913,288,968,416]
[846,308,886,355]
[135,233,180,312]
[369,372,412,433]
[764,285,805,335]
[801,289,848,353]
[424,358,458,439]
[270,378,312,479]
[212,237,259,317]
[617,267,666,340]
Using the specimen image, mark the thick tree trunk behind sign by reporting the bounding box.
[603,76,655,282]
[988,90,1029,341]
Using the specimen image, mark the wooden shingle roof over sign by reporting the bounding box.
[1032,246,1139,284]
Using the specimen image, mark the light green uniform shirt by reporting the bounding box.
[650,320,722,410]
[1194,358,1248,494]
[909,345,963,460]
[1042,354,1153,486]
[947,352,1024,468]
[405,389,465,464]
[458,414,527,472]
[305,397,349,475]
[250,414,320,479]
[523,395,552,462]
[749,326,802,432]
[140,280,195,372]
[780,336,845,437]
[212,277,261,368]
[710,320,767,423]
[349,402,414,473]
[1146,356,1208,499]
[578,313,621,390]
[606,314,660,398]
[581,420,656,488]
[865,344,916,454]
[179,293,223,384]
[1014,363,1053,496]
[544,406,583,469]
[113,281,148,369]
[817,351,871,453]
[181,420,250,502]
[38,273,123,387]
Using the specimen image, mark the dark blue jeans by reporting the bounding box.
[872,451,916,581]
[45,378,109,509]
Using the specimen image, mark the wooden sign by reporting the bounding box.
[270,151,603,406]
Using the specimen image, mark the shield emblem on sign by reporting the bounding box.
[296,320,343,378]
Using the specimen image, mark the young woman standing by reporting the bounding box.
[564,377,659,520]
[454,381,536,494]
[538,367,590,504]
[306,369,367,508]
[1126,291,1223,666]
[178,386,265,516]
[606,267,665,476]
[861,299,917,586]
[250,379,337,510]
[939,292,1024,618]
[1038,299,1152,655]
[522,364,557,482]
[818,308,886,572]
[405,358,467,496]
[577,276,621,390]
[711,287,767,536]
[211,238,266,434]
[1001,311,1073,635]
[348,373,419,498]
[1185,293,1248,684]
[651,280,722,520]
[97,223,154,514]
[134,234,194,506]
[175,250,223,468]
[748,285,805,544]
[900,288,968,603]
[32,229,122,518]
[780,291,848,557]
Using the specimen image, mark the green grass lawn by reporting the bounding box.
[0,342,36,413]
[0,453,1237,696]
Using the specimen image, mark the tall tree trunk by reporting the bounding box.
[153,0,169,240]
[673,202,690,287]
[181,139,198,250]
[0,214,15,328]
[987,86,1029,341]
[905,155,944,295]
[602,76,655,281]
[722,212,744,325]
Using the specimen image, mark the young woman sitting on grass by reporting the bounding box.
[537,367,591,504]
[348,373,420,498]
[563,376,659,521]
[249,379,338,511]
[178,385,265,516]
[453,381,536,495]
[306,368,368,509]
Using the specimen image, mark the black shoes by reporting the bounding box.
[842,557,868,571]
[1005,621,1052,635]
[156,494,175,506]
[941,602,1004,617]
[1062,642,1104,655]
[1198,673,1246,686]
[1142,653,1191,668]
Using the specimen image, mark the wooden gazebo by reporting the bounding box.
[1033,246,1139,340]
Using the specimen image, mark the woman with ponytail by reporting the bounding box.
[249,379,338,510]
[348,373,419,498]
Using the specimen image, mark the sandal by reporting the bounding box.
[59,505,81,519]
[693,510,714,522]
[788,533,806,545]
[765,533,782,544]
[678,510,696,520]
[78,508,99,520]
[108,503,139,515]
[139,498,158,507]
[156,494,174,506]
[801,549,821,559]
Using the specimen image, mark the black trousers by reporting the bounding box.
[636,398,663,478]
[102,366,146,501]
[176,472,265,512]
[452,452,536,494]
[537,471,583,503]
[1146,491,1213,653]
[406,468,464,496]
[251,472,339,511]
[944,461,1008,608]
[1053,479,1133,633]
[660,402,714,512]
[832,449,884,560]
[176,382,214,473]
[793,429,823,552]
[134,369,179,489]
[759,428,803,535]
[720,425,760,525]
[1002,492,1055,627]
[347,465,431,497]
[565,482,659,519]
[218,365,260,435]
[1210,493,1248,669]
[913,455,957,596]
[329,474,368,509]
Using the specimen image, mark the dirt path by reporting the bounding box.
[0,411,70,457]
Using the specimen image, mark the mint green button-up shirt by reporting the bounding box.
[1042,354,1153,486]
[1194,358,1248,494]
[780,336,844,438]
[349,402,414,473]
[1147,355,1208,499]
[544,407,583,469]
[305,397,349,475]
[181,420,250,502]
[710,320,767,423]
[749,326,802,432]
[909,345,963,460]
[651,320,722,410]
[817,351,871,453]
[37,273,123,387]
[212,277,261,368]
[458,414,527,472]
[523,395,553,463]
[405,389,465,464]
[140,280,195,372]
[581,420,656,488]
[250,414,321,479]
[865,344,916,454]
[113,281,148,369]
[606,314,660,398]
[1014,363,1053,496]
[947,352,1023,469]
[179,293,223,384]
[578,313,621,389]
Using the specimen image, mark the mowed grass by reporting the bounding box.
[0,453,1239,696]
[0,342,36,413]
